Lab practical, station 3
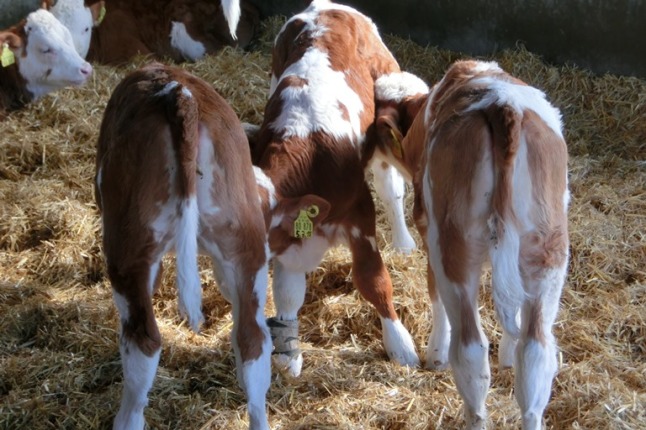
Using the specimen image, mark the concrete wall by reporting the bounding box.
[0,0,41,28]
[2,0,644,77]
[253,0,646,78]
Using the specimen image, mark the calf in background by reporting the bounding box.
[84,0,259,65]
[44,0,106,59]
[0,9,92,118]
[372,60,570,430]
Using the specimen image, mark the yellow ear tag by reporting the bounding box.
[390,128,403,159]
[293,205,319,238]
[1,44,15,68]
[96,5,106,25]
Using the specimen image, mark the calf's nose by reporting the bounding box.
[80,62,93,77]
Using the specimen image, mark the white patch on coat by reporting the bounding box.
[18,9,92,98]
[253,166,277,209]
[472,60,503,74]
[170,21,206,61]
[465,75,563,138]
[95,166,104,210]
[196,127,224,217]
[270,47,364,142]
[350,226,361,238]
[112,291,130,323]
[374,71,429,102]
[276,232,330,273]
[155,81,179,97]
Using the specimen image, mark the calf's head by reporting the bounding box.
[370,71,430,178]
[46,0,105,58]
[0,9,92,99]
[253,166,331,256]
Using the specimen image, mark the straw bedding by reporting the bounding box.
[1,16,644,430]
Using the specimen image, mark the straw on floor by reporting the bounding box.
[1,16,644,430]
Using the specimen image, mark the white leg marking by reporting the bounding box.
[515,264,566,429]
[380,317,420,367]
[425,297,451,370]
[452,341,490,430]
[270,260,306,377]
[112,291,130,323]
[147,259,161,297]
[499,328,519,369]
[239,261,271,430]
[515,337,557,430]
[272,261,306,321]
[113,341,161,430]
[371,160,416,254]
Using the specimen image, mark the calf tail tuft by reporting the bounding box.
[220,0,241,40]
[486,103,525,337]
[163,82,204,332]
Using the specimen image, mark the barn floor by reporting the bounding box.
[1,17,644,430]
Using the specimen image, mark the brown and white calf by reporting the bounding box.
[44,0,106,58]
[84,0,259,65]
[250,0,422,377]
[372,60,570,430]
[0,8,92,118]
[95,63,271,430]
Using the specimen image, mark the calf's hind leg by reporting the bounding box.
[514,257,568,430]
[110,261,163,430]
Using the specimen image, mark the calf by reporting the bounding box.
[85,0,259,65]
[95,63,271,430]
[372,60,570,429]
[251,0,421,377]
[0,9,92,118]
[45,0,106,58]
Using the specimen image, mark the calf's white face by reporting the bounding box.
[19,10,92,98]
[50,0,96,58]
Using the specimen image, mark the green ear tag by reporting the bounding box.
[390,128,403,159]
[96,5,106,25]
[293,205,319,238]
[1,44,15,68]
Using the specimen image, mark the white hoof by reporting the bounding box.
[272,352,303,377]
[381,318,420,367]
[425,329,450,370]
[391,230,417,255]
[425,347,449,371]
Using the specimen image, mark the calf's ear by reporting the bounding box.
[0,32,22,51]
[91,1,106,27]
[376,106,405,161]
[1,32,22,68]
